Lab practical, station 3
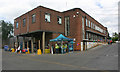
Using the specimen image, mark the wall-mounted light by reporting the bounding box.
[73,15,76,18]
[73,38,76,41]
[76,12,79,15]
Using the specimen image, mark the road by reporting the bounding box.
[2,43,118,70]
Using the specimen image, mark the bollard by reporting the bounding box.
[12,48,15,52]
[27,49,30,54]
[25,50,28,54]
[37,49,42,55]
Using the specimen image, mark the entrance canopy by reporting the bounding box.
[50,34,73,42]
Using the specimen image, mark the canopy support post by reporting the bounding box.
[31,37,34,53]
[42,32,45,54]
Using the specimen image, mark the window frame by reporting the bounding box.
[93,23,94,29]
[32,14,36,23]
[82,17,85,39]
[86,18,88,26]
[16,22,18,29]
[57,16,62,24]
[91,22,92,29]
[23,18,26,27]
[65,16,70,36]
[45,13,51,22]
[89,20,90,28]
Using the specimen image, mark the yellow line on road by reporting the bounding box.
[19,56,98,70]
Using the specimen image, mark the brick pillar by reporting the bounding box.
[75,10,82,51]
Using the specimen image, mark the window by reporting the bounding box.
[86,18,87,26]
[89,33,91,40]
[104,30,106,34]
[95,35,97,40]
[23,18,26,26]
[86,32,88,39]
[45,13,50,22]
[91,22,92,28]
[89,21,90,27]
[82,17,85,39]
[95,25,97,30]
[90,33,92,40]
[65,16,70,36]
[16,22,18,29]
[57,16,62,24]
[93,34,95,40]
[32,14,35,23]
[93,24,94,29]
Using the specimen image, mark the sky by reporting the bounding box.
[0,0,119,37]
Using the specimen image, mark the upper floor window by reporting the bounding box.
[23,18,26,26]
[104,30,106,34]
[65,16,70,36]
[86,19,88,26]
[45,13,50,22]
[91,22,92,28]
[82,17,85,39]
[93,24,94,29]
[32,14,36,23]
[16,22,18,29]
[89,21,90,27]
[57,16,62,24]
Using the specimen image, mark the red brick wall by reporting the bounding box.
[63,9,83,51]
[14,6,65,36]
[40,6,64,33]
[14,6,108,50]
[14,7,41,36]
[28,7,41,33]
[14,18,21,35]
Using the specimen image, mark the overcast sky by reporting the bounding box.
[0,0,119,36]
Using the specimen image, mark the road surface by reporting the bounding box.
[2,43,118,70]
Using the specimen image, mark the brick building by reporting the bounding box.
[14,6,108,53]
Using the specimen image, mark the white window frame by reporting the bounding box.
[23,18,26,26]
[93,24,94,29]
[16,22,18,29]
[45,13,50,22]
[91,22,92,28]
[32,14,35,23]
[82,17,85,39]
[86,18,87,26]
[89,21,90,27]
[57,16,62,24]
[65,16,70,36]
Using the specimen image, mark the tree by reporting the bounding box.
[112,32,118,42]
[1,20,13,46]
